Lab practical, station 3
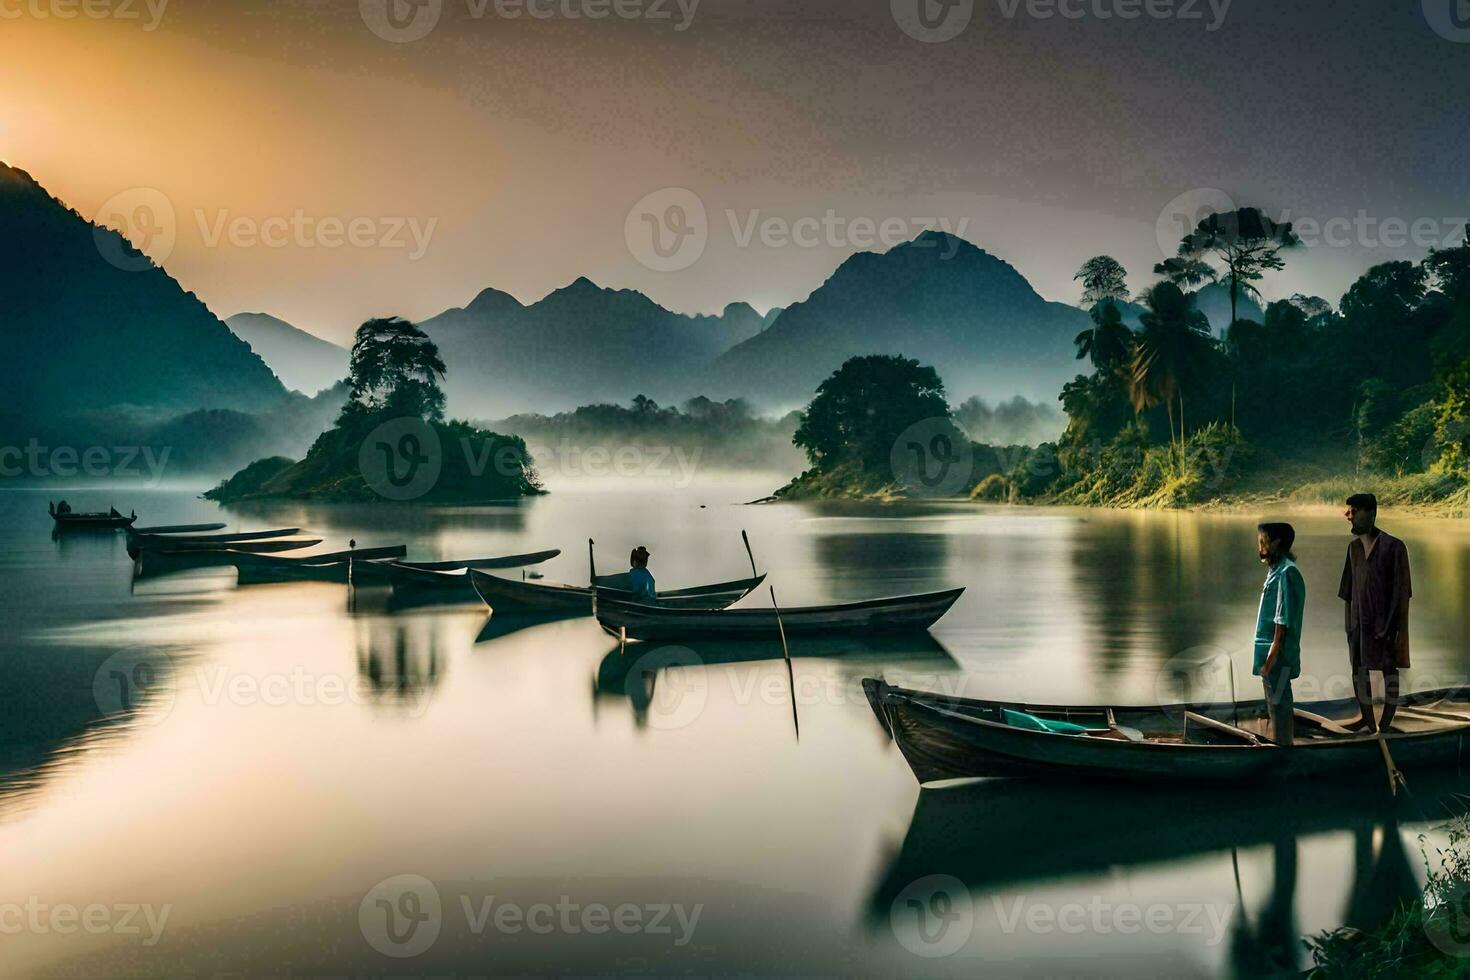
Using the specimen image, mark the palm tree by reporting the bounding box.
[1073,299,1135,374]
[1129,282,1214,447]
[1153,257,1218,290]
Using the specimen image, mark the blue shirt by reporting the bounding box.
[1253,558,1305,679]
[628,567,656,601]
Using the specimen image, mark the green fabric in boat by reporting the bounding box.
[1002,709,1102,735]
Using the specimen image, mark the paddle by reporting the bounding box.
[741,529,759,579]
[770,586,799,741]
[1377,735,1407,796]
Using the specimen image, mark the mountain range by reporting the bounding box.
[3,157,1280,454]
[0,162,285,432]
[225,312,348,395]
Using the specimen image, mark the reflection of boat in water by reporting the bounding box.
[867,771,1450,973]
[865,678,1470,785]
[594,634,959,728]
[355,620,445,704]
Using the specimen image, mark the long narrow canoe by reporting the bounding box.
[351,550,564,591]
[132,540,325,576]
[129,537,319,560]
[471,570,765,614]
[131,522,227,535]
[596,587,964,641]
[863,677,1470,786]
[231,546,409,584]
[126,528,302,558]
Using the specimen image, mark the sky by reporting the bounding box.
[2,0,1467,344]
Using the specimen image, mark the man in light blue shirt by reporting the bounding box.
[628,545,656,602]
[1254,522,1305,746]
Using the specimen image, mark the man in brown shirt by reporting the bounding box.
[1338,493,1412,732]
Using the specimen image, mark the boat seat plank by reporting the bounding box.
[1184,710,1263,746]
[1292,709,1354,736]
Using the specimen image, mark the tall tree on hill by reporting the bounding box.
[1074,256,1130,307]
[344,316,448,423]
[1073,256,1135,374]
[1177,208,1301,328]
[1153,257,1218,290]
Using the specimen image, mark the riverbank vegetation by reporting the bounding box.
[772,207,1470,510]
[207,317,540,503]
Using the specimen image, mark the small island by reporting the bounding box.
[206,317,541,504]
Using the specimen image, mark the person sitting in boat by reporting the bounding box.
[628,546,656,602]
[1254,522,1305,747]
[54,499,72,515]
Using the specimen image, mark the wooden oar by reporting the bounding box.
[741,529,759,579]
[770,586,799,740]
[1377,734,1406,796]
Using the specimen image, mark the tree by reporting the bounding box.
[1177,208,1301,328]
[1153,257,1218,290]
[793,355,951,471]
[344,316,447,422]
[1129,282,1215,447]
[1074,256,1129,307]
[1074,298,1135,374]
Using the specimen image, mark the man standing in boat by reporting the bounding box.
[629,545,656,602]
[1339,493,1412,733]
[1255,522,1305,746]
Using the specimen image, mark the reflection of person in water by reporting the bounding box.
[1230,834,1300,977]
[1344,817,1421,933]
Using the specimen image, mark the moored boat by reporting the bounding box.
[49,503,136,529]
[470,570,766,614]
[130,523,227,535]
[126,527,303,558]
[595,587,964,642]
[230,546,410,584]
[131,540,327,576]
[863,677,1470,786]
[352,550,564,591]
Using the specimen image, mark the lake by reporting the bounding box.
[4,475,1469,977]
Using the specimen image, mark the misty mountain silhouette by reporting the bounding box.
[418,277,766,418]
[0,162,285,425]
[702,231,1087,406]
[226,312,348,396]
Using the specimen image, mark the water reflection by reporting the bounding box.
[353,616,446,708]
[868,772,1459,973]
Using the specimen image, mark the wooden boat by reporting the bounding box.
[126,528,303,558]
[470,570,766,614]
[131,522,227,535]
[49,503,136,528]
[129,536,319,560]
[595,587,964,641]
[132,539,325,576]
[231,546,409,584]
[354,550,563,591]
[863,677,1470,786]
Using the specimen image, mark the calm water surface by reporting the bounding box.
[4,475,1470,977]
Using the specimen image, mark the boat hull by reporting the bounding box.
[864,678,1470,786]
[597,587,965,641]
[470,571,765,614]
